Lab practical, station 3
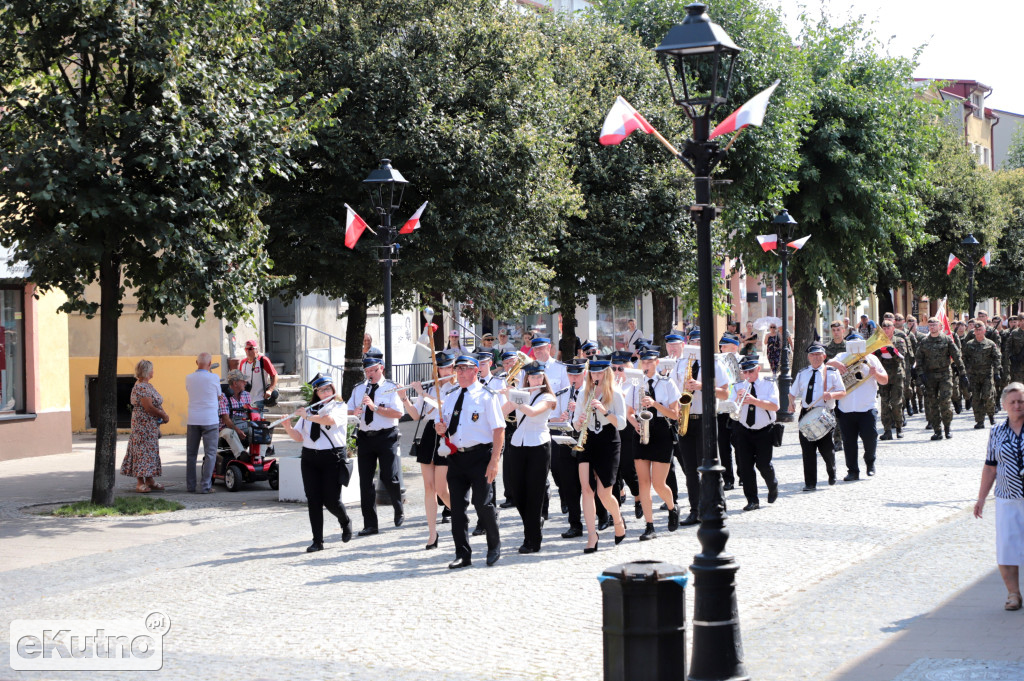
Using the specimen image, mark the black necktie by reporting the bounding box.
[309,405,322,442]
[692,360,699,379]
[364,383,378,425]
[447,388,467,435]
[805,368,817,405]
[746,383,758,426]
[648,378,656,402]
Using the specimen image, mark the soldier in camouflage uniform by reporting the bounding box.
[907,316,928,418]
[916,317,965,440]
[894,314,916,416]
[950,325,965,414]
[962,321,1001,429]
[824,320,847,452]
[876,319,908,440]
[1004,322,1024,385]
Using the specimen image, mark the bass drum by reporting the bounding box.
[798,406,836,442]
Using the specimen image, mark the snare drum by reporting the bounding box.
[798,406,836,442]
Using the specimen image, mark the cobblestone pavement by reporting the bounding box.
[1,409,1021,680]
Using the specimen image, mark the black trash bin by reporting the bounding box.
[599,560,689,681]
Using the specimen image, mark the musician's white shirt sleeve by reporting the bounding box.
[835,352,883,413]
[689,361,727,415]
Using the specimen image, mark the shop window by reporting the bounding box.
[86,376,135,429]
[0,288,25,413]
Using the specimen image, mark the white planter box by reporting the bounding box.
[278,455,361,505]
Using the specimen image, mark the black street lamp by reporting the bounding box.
[960,233,981,318]
[655,5,747,680]
[773,208,798,423]
[363,159,408,378]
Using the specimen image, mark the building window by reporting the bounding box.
[1,287,25,413]
[971,92,984,119]
[595,296,641,354]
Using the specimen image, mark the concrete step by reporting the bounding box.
[277,374,301,389]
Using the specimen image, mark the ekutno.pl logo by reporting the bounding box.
[9,612,170,671]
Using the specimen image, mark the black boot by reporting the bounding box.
[944,425,952,439]
[667,507,680,532]
[879,429,893,441]
[639,523,657,541]
[990,414,996,425]
[930,430,943,441]
[896,428,904,439]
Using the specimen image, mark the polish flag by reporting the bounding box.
[344,204,369,249]
[936,297,952,336]
[756,234,778,252]
[946,253,960,275]
[709,80,781,140]
[787,235,811,250]
[399,201,428,234]
[599,96,655,145]
[980,250,991,267]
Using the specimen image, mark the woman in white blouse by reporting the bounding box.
[281,374,352,553]
[501,362,556,553]
[573,359,627,553]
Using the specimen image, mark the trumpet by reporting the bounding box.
[725,381,753,421]
[677,356,695,436]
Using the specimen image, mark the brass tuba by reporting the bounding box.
[677,356,695,436]
[838,328,889,394]
[503,351,533,422]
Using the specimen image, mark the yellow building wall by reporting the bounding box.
[69,354,226,434]
[35,289,71,413]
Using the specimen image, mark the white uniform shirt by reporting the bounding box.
[580,386,627,433]
[347,379,404,432]
[537,357,567,393]
[185,369,221,426]
[439,381,505,449]
[674,359,726,415]
[626,374,681,421]
[294,400,348,450]
[789,365,843,411]
[835,352,884,413]
[511,392,556,447]
[412,379,456,424]
[735,377,779,430]
[554,383,585,422]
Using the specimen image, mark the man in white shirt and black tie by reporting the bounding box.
[347,355,405,536]
[733,356,780,511]
[436,355,506,569]
[828,333,888,480]
[789,343,846,490]
[551,360,587,538]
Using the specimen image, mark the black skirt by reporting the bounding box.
[414,422,449,467]
[635,417,675,464]
[579,423,620,489]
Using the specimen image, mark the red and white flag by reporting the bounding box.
[344,204,370,249]
[980,250,991,267]
[599,96,655,145]
[946,253,960,275]
[787,235,811,250]
[709,79,781,140]
[756,234,778,252]
[936,297,952,336]
[399,201,428,234]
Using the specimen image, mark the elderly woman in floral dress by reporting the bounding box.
[120,359,170,492]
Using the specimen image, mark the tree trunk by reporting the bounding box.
[557,289,578,362]
[791,278,818,377]
[875,278,894,317]
[91,253,120,506]
[342,288,368,401]
[651,292,674,346]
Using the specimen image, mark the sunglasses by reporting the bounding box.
[612,367,625,372]
[830,324,842,328]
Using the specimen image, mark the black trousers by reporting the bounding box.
[501,421,517,503]
[301,448,350,544]
[505,442,551,548]
[734,425,777,504]
[552,442,582,530]
[835,407,876,475]
[676,418,703,515]
[618,428,641,497]
[447,445,500,560]
[716,413,737,486]
[356,428,402,530]
[797,423,836,487]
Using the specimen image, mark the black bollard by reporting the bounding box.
[600,560,689,681]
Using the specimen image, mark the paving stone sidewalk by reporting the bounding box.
[1,410,1021,680]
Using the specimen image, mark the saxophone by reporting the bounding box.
[638,378,653,445]
[677,356,695,436]
[572,382,598,452]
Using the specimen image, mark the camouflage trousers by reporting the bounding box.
[903,372,917,409]
[879,375,904,430]
[922,374,953,431]
[969,376,996,424]
[952,371,962,410]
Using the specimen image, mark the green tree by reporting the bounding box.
[976,169,1024,303]
[262,0,580,394]
[0,0,331,504]
[1003,125,1024,170]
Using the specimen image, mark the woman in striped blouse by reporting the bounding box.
[974,382,1024,611]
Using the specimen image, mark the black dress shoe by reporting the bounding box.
[723,483,735,491]
[667,507,680,532]
[843,473,859,482]
[394,507,405,527]
[561,527,583,539]
[340,517,353,543]
[639,523,657,541]
[306,541,324,553]
[583,539,600,554]
[448,557,472,570]
[439,512,450,525]
[598,517,611,531]
[357,527,379,537]
[742,502,760,511]
[486,546,501,566]
[560,501,568,514]
[472,526,486,537]
[975,422,985,429]
[828,474,837,486]
[518,543,538,554]
[866,463,875,476]
[802,485,816,492]
[634,501,643,519]
[767,482,779,504]
[680,512,700,526]
[425,534,439,550]
[499,500,515,509]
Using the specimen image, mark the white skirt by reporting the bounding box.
[995,497,1024,566]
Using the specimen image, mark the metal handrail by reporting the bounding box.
[274,322,346,373]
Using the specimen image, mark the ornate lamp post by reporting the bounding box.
[363,159,408,378]
[655,5,747,680]
[960,233,981,318]
[773,209,798,422]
